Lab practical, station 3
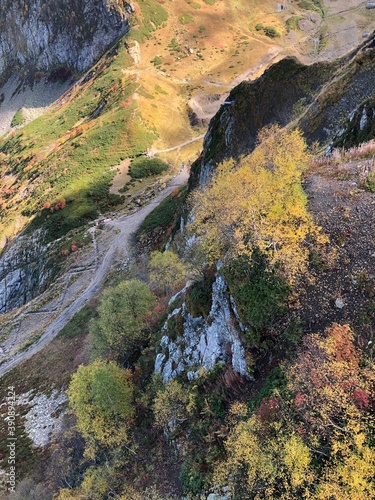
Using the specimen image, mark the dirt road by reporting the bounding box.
[0,166,189,377]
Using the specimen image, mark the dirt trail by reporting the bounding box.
[0,166,189,378]
[188,46,283,125]
[149,134,206,156]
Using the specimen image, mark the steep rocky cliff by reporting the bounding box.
[155,274,249,383]
[0,0,132,78]
[0,230,56,313]
[191,34,375,187]
[158,34,375,382]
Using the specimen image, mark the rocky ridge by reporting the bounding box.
[190,34,375,188]
[0,0,132,78]
[155,274,249,383]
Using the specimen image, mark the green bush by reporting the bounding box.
[255,24,264,31]
[247,366,287,411]
[366,172,375,192]
[129,157,169,179]
[180,458,204,496]
[223,251,289,345]
[167,312,185,341]
[58,305,97,338]
[264,26,280,38]
[151,55,163,66]
[185,268,215,319]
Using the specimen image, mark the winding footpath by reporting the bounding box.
[0,167,189,378]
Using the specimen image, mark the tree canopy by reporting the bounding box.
[191,126,326,280]
[148,250,186,296]
[89,279,156,363]
[217,324,375,499]
[67,360,134,456]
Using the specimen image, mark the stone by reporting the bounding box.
[20,389,68,447]
[207,494,228,500]
[335,298,345,309]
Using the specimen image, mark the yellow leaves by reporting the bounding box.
[315,444,375,500]
[67,360,134,456]
[191,126,324,281]
[153,379,189,436]
[218,411,313,498]
[283,434,312,489]
[219,323,375,499]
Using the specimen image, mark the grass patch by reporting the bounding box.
[136,185,187,237]
[57,304,98,338]
[11,108,26,127]
[298,0,324,16]
[129,157,169,179]
[0,39,157,242]
[18,332,43,352]
[0,328,89,480]
[286,16,302,32]
[179,14,194,25]
[129,0,168,43]
[155,84,168,95]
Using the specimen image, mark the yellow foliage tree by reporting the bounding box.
[153,379,189,437]
[315,443,375,500]
[287,324,374,455]
[217,324,375,499]
[67,360,134,458]
[191,126,326,280]
[218,413,313,499]
[148,250,186,296]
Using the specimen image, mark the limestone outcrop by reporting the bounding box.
[0,0,132,77]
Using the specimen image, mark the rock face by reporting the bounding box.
[0,230,54,313]
[189,35,375,188]
[331,92,375,149]
[155,274,249,383]
[0,0,132,77]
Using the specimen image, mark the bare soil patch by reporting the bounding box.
[298,158,375,345]
[110,158,131,195]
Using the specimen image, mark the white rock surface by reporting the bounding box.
[155,274,249,383]
[24,390,68,447]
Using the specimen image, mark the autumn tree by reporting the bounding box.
[153,379,189,438]
[191,126,326,280]
[148,250,186,296]
[217,324,375,499]
[89,279,156,363]
[67,360,134,457]
[217,410,313,499]
[287,324,374,455]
